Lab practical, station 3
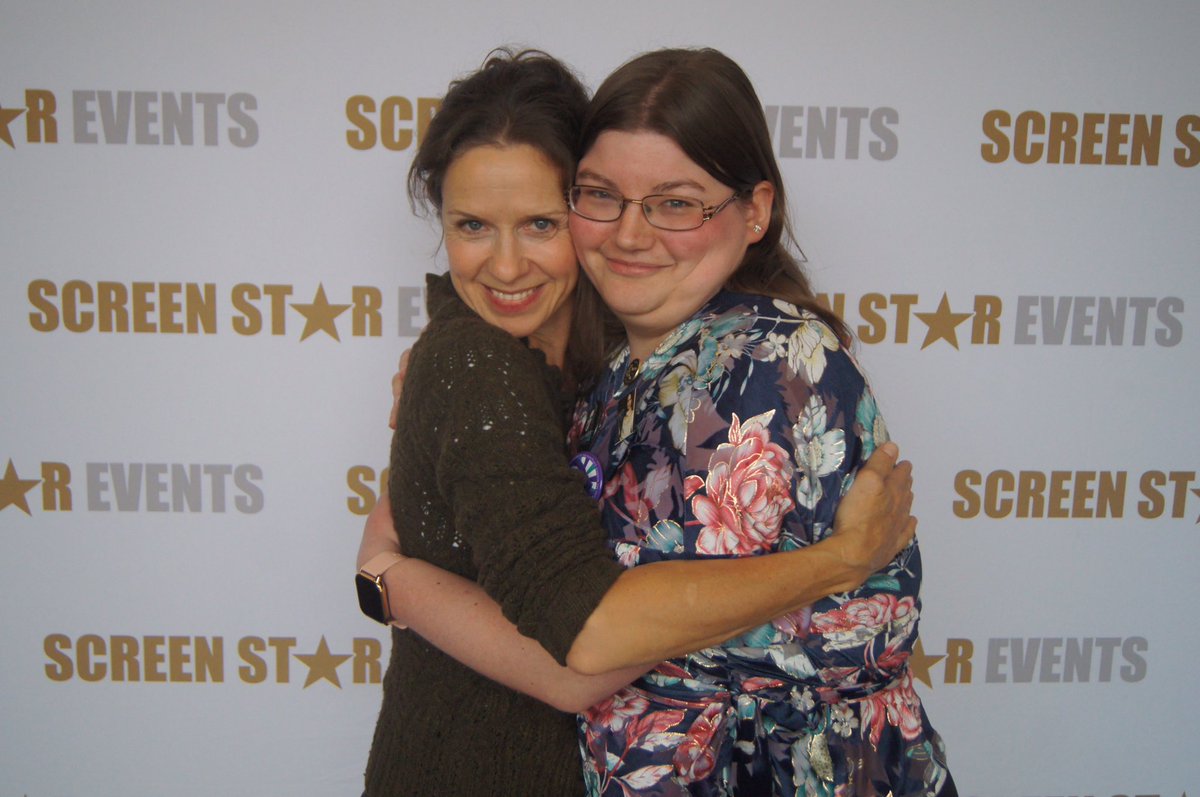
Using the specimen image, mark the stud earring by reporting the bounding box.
[753,224,763,234]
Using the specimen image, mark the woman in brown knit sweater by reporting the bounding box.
[357,49,919,796]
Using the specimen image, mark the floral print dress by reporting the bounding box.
[569,290,955,797]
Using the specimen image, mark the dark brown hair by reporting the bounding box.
[408,48,586,214]
[576,47,850,343]
[407,48,615,389]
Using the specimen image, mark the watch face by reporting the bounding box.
[355,573,388,624]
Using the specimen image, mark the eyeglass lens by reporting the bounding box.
[569,186,710,231]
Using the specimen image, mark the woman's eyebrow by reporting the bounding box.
[574,170,707,195]
[518,208,569,223]
[651,179,706,194]
[443,206,567,220]
[574,169,615,187]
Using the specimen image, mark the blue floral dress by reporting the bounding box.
[569,290,955,797]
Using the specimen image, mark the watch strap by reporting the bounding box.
[358,551,408,627]
[359,551,406,581]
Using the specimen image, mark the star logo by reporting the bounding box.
[291,284,351,341]
[915,293,972,350]
[294,636,352,688]
[907,637,946,689]
[0,103,27,149]
[0,459,41,515]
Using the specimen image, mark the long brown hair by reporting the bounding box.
[577,47,850,344]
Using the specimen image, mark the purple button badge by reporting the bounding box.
[568,451,604,500]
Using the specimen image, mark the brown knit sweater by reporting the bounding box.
[363,273,623,796]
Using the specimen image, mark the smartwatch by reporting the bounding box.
[356,551,408,627]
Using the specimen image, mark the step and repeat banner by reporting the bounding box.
[2,2,1196,795]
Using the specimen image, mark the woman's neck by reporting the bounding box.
[626,335,661,363]
[526,322,570,369]
[527,339,566,369]
[621,290,723,362]
[625,320,680,362]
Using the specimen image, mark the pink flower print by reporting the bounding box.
[811,594,916,651]
[605,461,653,530]
[628,708,687,751]
[586,688,650,733]
[652,661,693,681]
[692,411,795,555]
[816,666,863,691]
[614,541,641,569]
[740,676,787,693]
[672,702,727,783]
[875,638,911,673]
[859,671,924,745]
[772,605,812,639]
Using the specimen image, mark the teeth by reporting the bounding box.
[489,287,537,302]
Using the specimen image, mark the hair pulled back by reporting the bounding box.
[579,47,849,342]
[407,47,588,214]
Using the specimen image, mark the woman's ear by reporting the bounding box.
[744,180,774,242]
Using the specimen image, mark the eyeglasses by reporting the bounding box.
[567,185,741,231]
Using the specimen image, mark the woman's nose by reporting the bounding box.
[488,234,530,282]
[614,200,656,251]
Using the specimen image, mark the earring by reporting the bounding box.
[753,224,763,234]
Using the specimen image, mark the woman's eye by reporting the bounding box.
[529,218,557,233]
[458,220,485,233]
[661,198,696,211]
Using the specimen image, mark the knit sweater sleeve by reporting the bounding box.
[414,317,623,665]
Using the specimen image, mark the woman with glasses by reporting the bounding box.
[360,48,950,796]
[562,49,954,795]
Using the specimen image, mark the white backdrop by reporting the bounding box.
[2,2,1197,795]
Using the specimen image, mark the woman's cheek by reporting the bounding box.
[567,216,604,259]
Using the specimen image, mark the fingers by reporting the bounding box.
[398,349,411,385]
[388,373,402,429]
[389,349,413,429]
[900,515,918,550]
[882,456,916,559]
[859,442,900,483]
[388,371,402,429]
[892,460,914,502]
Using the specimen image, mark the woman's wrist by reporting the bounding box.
[380,553,413,628]
[809,536,872,594]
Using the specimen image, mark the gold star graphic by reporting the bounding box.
[915,293,972,350]
[294,636,352,688]
[0,104,26,149]
[291,284,350,341]
[0,459,41,515]
[908,637,945,689]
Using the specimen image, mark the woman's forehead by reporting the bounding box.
[578,130,725,193]
[442,144,567,216]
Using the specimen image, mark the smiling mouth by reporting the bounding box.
[488,286,538,302]
[606,258,669,275]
